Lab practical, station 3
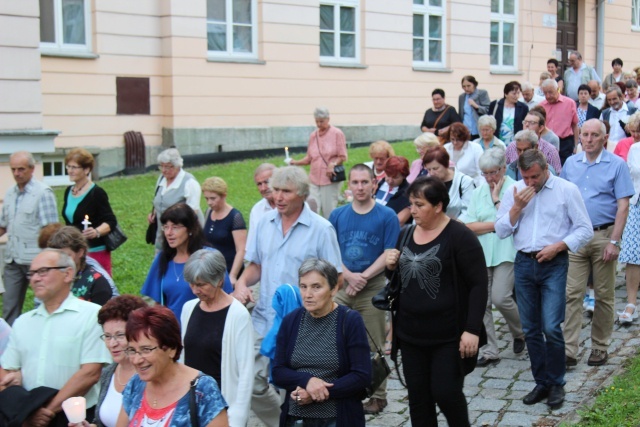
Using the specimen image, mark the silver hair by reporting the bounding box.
[269,166,310,198]
[571,51,583,60]
[605,86,623,99]
[626,79,638,89]
[582,118,607,135]
[629,111,640,129]
[157,148,184,168]
[478,147,506,171]
[314,107,330,119]
[413,132,440,149]
[477,115,497,131]
[298,258,339,290]
[514,129,539,146]
[183,249,227,288]
[41,248,77,276]
[520,81,534,92]
[540,78,558,90]
[254,163,276,178]
[10,151,36,168]
[518,149,548,171]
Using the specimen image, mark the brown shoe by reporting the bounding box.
[587,349,608,366]
[363,398,388,415]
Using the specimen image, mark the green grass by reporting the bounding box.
[15,140,418,309]
[561,356,640,426]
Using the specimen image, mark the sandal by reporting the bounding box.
[384,340,392,355]
[618,303,638,324]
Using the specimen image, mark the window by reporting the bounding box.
[39,0,91,53]
[42,159,72,187]
[412,0,445,67]
[207,0,256,58]
[490,0,517,70]
[633,0,640,30]
[320,1,360,63]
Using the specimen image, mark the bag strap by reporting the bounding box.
[432,105,451,130]
[189,375,200,427]
[151,177,162,215]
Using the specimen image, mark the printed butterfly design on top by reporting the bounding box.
[399,244,442,299]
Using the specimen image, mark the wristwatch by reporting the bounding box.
[610,240,620,248]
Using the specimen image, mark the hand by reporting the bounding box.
[345,282,361,297]
[459,332,479,359]
[512,186,536,211]
[147,212,156,224]
[386,249,401,270]
[305,377,333,402]
[231,283,254,305]
[68,421,93,427]
[0,370,22,390]
[290,387,313,406]
[326,165,336,179]
[82,227,100,240]
[536,243,563,263]
[602,243,620,262]
[468,98,478,109]
[229,276,237,287]
[25,407,55,427]
[490,177,505,201]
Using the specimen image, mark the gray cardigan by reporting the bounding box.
[458,89,491,129]
[93,363,118,427]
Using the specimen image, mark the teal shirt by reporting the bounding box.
[460,175,517,267]
[64,184,106,252]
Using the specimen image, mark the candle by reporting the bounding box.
[62,396,86,423]
[285,147,290,160]
[81,215,91,231]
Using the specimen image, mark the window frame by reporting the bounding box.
[39,0,92,55]
[41,158,72,187]
[319,0,361,65]
[412,0,446,69]
[633,0,640,30]
[206,0,258,60]
[490,0,518,71]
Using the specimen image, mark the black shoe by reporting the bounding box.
[477,356,500,367]
[547,385,565,408]
[566,356,578,368]
[513,338,526,354]
[523,385,549,405]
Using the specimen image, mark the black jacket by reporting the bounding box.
[488,99,529,139]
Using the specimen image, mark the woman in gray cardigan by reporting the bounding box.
[459,75,491,140]
[93,295,147,427]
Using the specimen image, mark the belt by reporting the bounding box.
[593,222,614,231]
[518,250,567,259]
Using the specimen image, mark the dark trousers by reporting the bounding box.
[401,340,470,427]
[559,135,575,166]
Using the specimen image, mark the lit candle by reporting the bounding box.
[62,396,86,423]
[285,147,290,160]
[81,215,91,231]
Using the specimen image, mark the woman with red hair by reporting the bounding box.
[374,156,412,226]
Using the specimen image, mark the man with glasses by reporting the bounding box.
[0,249,111,425]
[504,112,562,175]
[0,151,58,325]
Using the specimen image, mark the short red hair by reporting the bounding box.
[126,305,182,361]
[384,156,410,178]
[422,146,450,169]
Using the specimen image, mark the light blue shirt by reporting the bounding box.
[561,149,635,227]
[463,93,478,135]
[495,174,593,253]
[246,203,342,336]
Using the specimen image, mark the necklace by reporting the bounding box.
[115,364,133,387]
[71,180,89,196]
[172,262,181,282]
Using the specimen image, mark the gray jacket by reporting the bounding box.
[458,89,491,129]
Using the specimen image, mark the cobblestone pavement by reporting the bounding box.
[249,271,638,426]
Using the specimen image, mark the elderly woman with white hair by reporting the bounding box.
[147,148,203,249]
[181,249,254,427]
[460,148,525,366]
[290,107,348,219]
[407,132,441,183]
[472,115,506,152]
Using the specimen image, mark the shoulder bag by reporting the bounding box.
[104,224,127,251]
[189,375,200,427]
[316,132,346,182]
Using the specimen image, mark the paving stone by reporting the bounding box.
[467,396,507,411]
[500,411,541,426]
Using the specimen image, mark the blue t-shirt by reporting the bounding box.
[122,373,227,426]
[329,203,400,273]
[141,248,233,321]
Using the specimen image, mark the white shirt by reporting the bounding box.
[601,103,630,146]
[99,375,122,427]
[588,92,606,110]
[519,93,544,109]
[247,197,275,251]
[495,174,593,253]
[159,168,202,216]
[628,143,640,205]
[444,140,484,187]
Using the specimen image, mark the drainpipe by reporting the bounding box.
[595,0,605,78]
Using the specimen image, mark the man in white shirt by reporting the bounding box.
[520,81,544,109]
[564,51,601,101]
[588,80,606,110]
[600,87,637,152]
[246,163,276,249]
[496,150,592,409]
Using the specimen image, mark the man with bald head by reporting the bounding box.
[0,151,58,325]
[588,80,606,110]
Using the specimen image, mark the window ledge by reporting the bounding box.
[207,56,265,65]
[490,69,523,75]
[320,61,367,69]
[413,66,453,73]
[40,50,99,59]
[632,26,640,32]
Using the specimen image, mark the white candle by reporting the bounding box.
[81,215,91,231]
[62,396,86,423]
[285,147,290,160]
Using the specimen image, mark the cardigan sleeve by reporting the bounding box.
[272,309,314,390]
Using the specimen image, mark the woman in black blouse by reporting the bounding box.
[385,176,487,427]
[62,148,117,274]
[420,88,461,141]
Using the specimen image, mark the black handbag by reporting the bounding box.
[146,183,161,245]
[365,327,391,398]
[372,225,415,311]
[104,224,127,251]
[316,133,346,182]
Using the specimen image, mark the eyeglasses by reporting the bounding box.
[100,333,127,342]
[481,169,502,177]
[124,346,158,357]
[158,164,176,171]
[161,224,186,233]
[26,266,67,280]
[65,165,83,171]
[522,120,540,126]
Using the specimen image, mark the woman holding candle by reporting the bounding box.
[141,203,232,321]
[63,148,118,275]
[289,107,348,219]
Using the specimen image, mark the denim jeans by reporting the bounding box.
[514,251,569,387]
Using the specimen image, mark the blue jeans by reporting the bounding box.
[514,251,569,387]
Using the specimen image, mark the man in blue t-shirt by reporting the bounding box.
[329,164,400,415]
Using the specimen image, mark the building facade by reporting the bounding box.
[1,0,639,194]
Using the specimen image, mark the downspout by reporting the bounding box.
[595,0,605,78]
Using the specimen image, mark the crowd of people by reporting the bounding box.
[0,52,639,427]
